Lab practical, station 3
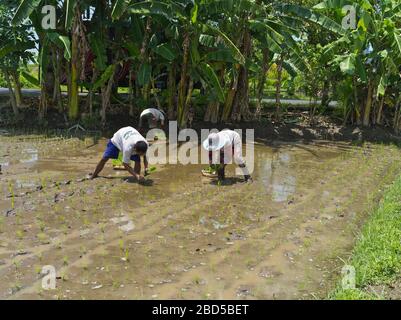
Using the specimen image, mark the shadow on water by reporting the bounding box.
[101,176,155,187]
[209,177,244,186]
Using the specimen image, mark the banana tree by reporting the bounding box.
[314,0,401,127]
[0,1,35,115]
[113,0,245,128]
[11,0,75,118]
[208,0,346,122]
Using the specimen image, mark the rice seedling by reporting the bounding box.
[60,272,68,281]
[40,177,47,189]
[63,256,69,266]
[62,224,69,235]
[13,260,21,271]
[80,246,87,255]
[0,217,4,233]
[192,276,203,285]
[123,248,130,262]
[37,220,46,232]
[112,281,121,289]
[12,282,22,293]
[83,217,90,227]
[8,182,15,209]
[34,265,42,275]
[37,232,49,244]
[16,229,24,240]
[119,239,124,251]
[100,223,106,234]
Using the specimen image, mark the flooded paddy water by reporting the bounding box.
[1,133,401,299]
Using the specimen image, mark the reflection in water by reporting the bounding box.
[20,149,39,164]
[15,180,37,189]
[110,214,135,233]
[258,149,296,203]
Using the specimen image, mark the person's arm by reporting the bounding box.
[144,154,149,175]
[122,147,144,181]
[123,162,144,181]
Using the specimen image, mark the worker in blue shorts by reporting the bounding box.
[91,127,149,181]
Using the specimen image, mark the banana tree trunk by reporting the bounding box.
[231,23,252,122]
[376,94,385,126]
[167,63,176,120]
[51,48,63,112]
[255,49,270,120]
[393,96,401,134]
[10,71,23,108]
[204,101,220,123]
[100,81,113,125]
[100,66,118,125]
[86,69,98,117]
[353,77,361,126]
[204,67,225,123]
[151,79,162,109]
[177,29,190,128]
[69,17,80,120]
[320,79,330,109]
[4,71,19,116]
[275,55,284,120]
[362,80,374,127]
[139,17,152,103]
[39,82,48,120]
[221,67,239,122]
[129,70,135,117]
[183,79,194,126]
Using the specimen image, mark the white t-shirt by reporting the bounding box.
[214,130,245,165]
[140,108,165,122]
[111,127,148,164]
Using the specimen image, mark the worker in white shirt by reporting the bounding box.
[91,127,149,181]
[202,129,252,182]
[139,108,166,130]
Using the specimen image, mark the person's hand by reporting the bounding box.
[136,174,145,182]
[144,168,150,176]
[244,175,253,183]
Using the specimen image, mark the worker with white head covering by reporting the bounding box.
[202,129,252,182]
[139,108,166,130]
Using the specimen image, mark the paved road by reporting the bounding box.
[0,88,43,96]
[0,88,88,97]
[252,98,338,107]
[0,88,338,107]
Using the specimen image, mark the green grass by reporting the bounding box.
[331,175,401,300]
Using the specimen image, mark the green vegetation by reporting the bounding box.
[331,175,401,300]
[0,0,399,129]
[203,164,223,175]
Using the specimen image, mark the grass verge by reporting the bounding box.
[330,175,401,300]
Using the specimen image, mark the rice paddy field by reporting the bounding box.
[1,132,400,300]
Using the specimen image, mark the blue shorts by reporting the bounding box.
[103,140,140,162]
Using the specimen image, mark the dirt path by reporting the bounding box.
[1,134,400,299]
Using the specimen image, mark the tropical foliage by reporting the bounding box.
[0,0,400,129]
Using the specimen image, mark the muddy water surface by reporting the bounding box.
[1,134,400,299]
